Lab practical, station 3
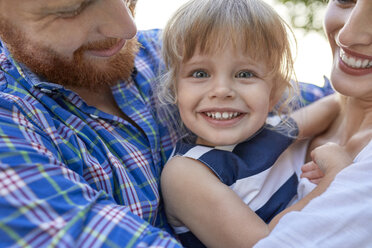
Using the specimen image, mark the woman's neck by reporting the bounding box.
[331,97,372,158]
[307,96,372,161]
[338,96,372,143]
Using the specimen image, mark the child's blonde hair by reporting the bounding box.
[156,0,297,141]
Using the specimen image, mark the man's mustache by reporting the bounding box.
[77,38,123,53]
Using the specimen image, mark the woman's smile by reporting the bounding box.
[338,48,372,76]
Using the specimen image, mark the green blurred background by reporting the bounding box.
[275,0,327,34]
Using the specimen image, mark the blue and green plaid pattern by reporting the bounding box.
[0,29,181,247]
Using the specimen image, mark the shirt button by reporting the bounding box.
[40,88,52,94]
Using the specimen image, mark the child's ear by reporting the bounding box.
[269,77,287,111]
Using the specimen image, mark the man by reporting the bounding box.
[0,0,181,246]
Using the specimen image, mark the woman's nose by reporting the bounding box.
[337,1,372,48]
[95,0,137,40]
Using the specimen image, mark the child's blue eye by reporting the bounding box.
[236,71,254,78]
[192,70,209,78]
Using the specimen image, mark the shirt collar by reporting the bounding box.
[1,40,63,91]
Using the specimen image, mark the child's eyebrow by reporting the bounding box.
[183,59,207,65]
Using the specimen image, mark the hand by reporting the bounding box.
[310,142,353,176]
[300,161,324,185]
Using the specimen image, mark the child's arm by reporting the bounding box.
[161,156,269,248]
[162,143,352,247]
[290,94,340,139]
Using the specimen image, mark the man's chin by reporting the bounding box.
[32,38,140,90]
[1,17,140,90]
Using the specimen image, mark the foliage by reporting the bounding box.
[274,0,327,34]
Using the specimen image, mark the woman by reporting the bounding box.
[255,0,372,247]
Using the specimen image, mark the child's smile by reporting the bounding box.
[198,108,246,127]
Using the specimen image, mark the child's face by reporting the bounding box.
[176,43,276,146]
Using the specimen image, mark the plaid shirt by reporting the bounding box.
[0,29,181,247]
[0,28,333,247]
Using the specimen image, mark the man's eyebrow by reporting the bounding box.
[40,0,91,13]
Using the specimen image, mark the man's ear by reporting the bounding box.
[129,0,137,16]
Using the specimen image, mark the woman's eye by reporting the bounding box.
[236,71,254,78]
[192,70,209,78]
[336,0,355,3]
[335,0,356,6]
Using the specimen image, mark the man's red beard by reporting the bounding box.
[0,18,139,91]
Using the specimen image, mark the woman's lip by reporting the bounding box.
[338,56,372,76]
[341,47,372,60]
[87,39,126,57]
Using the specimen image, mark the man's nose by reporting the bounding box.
[95,0,137,40]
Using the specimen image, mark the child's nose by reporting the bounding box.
[208,77,236,99]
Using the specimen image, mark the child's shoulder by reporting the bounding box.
[161,154,217,190]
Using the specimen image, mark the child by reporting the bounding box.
[157,0,345,247]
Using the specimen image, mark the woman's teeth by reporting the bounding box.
[340,49,372,69]
[205,112,240,120]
